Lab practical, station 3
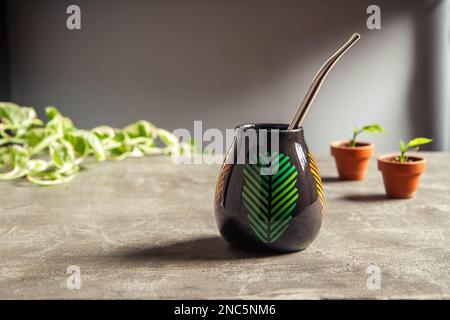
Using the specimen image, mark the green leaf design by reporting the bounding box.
[242,152,299,244]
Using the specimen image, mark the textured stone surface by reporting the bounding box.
[0,152,449,299]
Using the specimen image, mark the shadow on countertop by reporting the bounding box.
[320,176,341,183]
[342,194,389,202]
[113,236,280,263]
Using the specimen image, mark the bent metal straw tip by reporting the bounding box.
[288,33,361,130]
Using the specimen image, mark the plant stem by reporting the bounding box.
[31,136,53,156]
[399,149,407,163]
[0,137,26,147]
[350,131,359,147]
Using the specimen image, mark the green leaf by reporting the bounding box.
[45,106,61,121]
[400,140,407,152]
[0,102,34,126]
[0,102,22,124]
[157,128,179,153]
[407,137,433,148]
[0,102,196,185]
[27,167,79,185]
[92,126,116,140]
[45,106,74,136]
[83,131,106,161]
[27,159,48,172]
[350,124,384,147]
[64,132,89,159]
[0,145,30,180]
[362,124,385,134]
[48,139,79,175]
[123,120,157,139]
[242,152,298,244]
[0,147,8,169]
[24,128,46,148]
[0,103,42,139]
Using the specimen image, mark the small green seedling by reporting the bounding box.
[350,124,385,147]
[398,138,433,163]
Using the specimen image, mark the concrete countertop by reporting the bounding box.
[0,152,449,299]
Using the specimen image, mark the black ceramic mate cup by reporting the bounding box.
[214,124,324,253]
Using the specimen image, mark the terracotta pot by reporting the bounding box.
[378,155,426,199]
[330,140,374,180]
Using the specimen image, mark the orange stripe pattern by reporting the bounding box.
[308,150,325,216]
[215,163,232,208]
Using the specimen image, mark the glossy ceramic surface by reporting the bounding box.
[214,124,324,253]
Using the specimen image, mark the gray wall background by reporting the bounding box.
[5,0,448,155]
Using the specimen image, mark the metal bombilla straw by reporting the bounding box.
[288,33,361,130]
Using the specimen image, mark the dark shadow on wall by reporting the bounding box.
[0,0,10,100]
[408,1,435,150]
